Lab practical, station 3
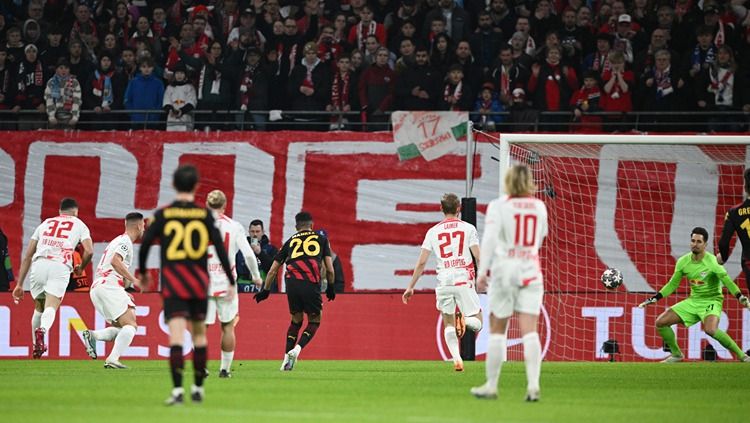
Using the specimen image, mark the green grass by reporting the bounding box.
[0,360,747,422]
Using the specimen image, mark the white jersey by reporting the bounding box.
[421,218,479,287]
[207,214,260,296]
[31,215,92,271]
[92,234,134,288]
[479,195,548,286]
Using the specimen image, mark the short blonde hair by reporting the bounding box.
[504,165,536,196]
[206,190,227,209]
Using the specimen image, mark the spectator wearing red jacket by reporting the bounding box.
[359,47,395,130]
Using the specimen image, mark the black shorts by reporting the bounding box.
[163,297,208,322]
[286,279,322,315]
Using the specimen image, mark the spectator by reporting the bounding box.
[454,40,483,93]
[66,40,95,87]
[470,11,503,76]
[237,219,279,292]
[163,62,196,131]
[472,82,504,131]
[489,0,517,39]
[637,49,685,131]
[633,28,679,81]
[438,64,474,111]
[70,3,98,44]
[348,5,386,51]
[0,46,13,126]
[582,33,613,77]
[124,57,164,127]
[560,7,591,68]
[507,87,539,131]
[129,16,162,63]
[288,41,331,129]
[44,59,82,129]
[423,0,470,42]
[11,44,47,130]
[236,47,269,130]
[0,226,14,292]
[217,0,242,42]
[327,55,357,130]
[316,24,345,68]
[697,45,750,132]
[600,51,634,132]
[22,19,43,49]
[528,46,578,131]
[317,228,345,293]
[394,37,416,74]
[5,26,24,64]
[359,46,395,130]
[179,40,235,130]
[119,47,139,80]
[489,45,529,109]
[384,0,423,43]
[430,32,454,76]
[570,70,603,133]
[508,31,534,71]
[395,45,440,110]
[529,0,560,48]
[83,53,127,130]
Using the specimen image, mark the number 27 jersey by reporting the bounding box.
[422,218,479,287]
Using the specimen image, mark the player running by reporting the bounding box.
[82,212,145,369]
[717,168,750,292]
[254,211,335,371]
[402,193,483,372]
[12,198,93,359]
[639,227,750,363]
[471,165,548,401]
[205,190,262,378]
[138,165,235,405]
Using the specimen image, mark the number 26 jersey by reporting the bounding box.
[275,230,331,284]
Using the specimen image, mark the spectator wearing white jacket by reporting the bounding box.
[162,63,196,131]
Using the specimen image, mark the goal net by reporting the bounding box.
[495,133,750,362]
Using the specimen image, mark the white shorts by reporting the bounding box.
[90,283,135,323]
[488,283,544,319]
[29,260,70,300]
[205,294,239,325]
[435,284,481,316]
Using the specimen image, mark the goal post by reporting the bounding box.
[490,133,750,361]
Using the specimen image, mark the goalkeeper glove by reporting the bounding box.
[254,288,270,303]
[638,296,658,308]
[736,293,750,309]
[325,284,336,301]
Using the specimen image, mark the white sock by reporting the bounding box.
[465,316,482,333]
[486,334,507,389]
[522,332,541,392]
[31,310,42,343]
[293,344,302,355]
[40,307,56,332]
[444,326,461,362]
[107,325,136,362]
[220,350,234,371]
[92,326,120,342]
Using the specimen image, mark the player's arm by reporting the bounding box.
[712,258,750,307]
[237,232,262,284]
[469,244,480,272]
[254,259,281,303]
[12,239,38,303]
[76,238,94,275]
[402,248,430,304]
[324,255,335,301]
[111,253,138,289]
[207,215,235,285]
[717,212,736,264]
[639,263,683,307]
[138,213,161,288]
[477,201,500,279]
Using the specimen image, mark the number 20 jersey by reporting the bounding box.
[421,218,479,288]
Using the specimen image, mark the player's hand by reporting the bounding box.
[139,271,152,291]
[73,264,84,276]
[254,288,270,303]
[402,288,414,304]
[638,296,658,308]
[738,294,750,309]
[251,276,263,287]
[226,287,237,302]
[131,278,143,292]
[12,285,23,304]
[325,284,336,301]
[716,253,724,265]
[476,275,488,293]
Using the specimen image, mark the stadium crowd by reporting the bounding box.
[1,0,750,132]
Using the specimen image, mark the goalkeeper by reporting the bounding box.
[639,227,750,363]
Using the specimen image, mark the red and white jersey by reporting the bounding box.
[479,195,548,286]
[92,234,133,288]
[421,218,479,287]
[31,215,92,271]
[207,213,260,296]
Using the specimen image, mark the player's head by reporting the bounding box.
[744,168,750,195]
[206,189,227,212]
[504,165,536,197]
[440,193,461,215]
[125,212,145,239]
[60,197,79,216]
[690,226,709,255]
[173,164,199,194]
[295,211,313,230]
[249,219,265,239]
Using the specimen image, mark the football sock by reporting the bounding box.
[193,346,207,387]
[711,329,745,358]
[91,326,120,342]
[486,334,506,389]
[522,332,542,392]
[31,310,42,343]
[40,307,56,332]
[220,350,234,371]
[658,326,683,357]
[298,322,320,349]
[108,325,135,362]
[465,316,482,332]
[444,326,461,362]
[286,321,302,352]
[169,345,184,388]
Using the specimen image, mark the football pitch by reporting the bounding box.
[1,360,747,423]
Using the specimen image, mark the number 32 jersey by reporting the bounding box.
[31,215,91,271]
[421,218,479,287]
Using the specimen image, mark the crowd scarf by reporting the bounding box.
[525,35,536,56]
[714,19,725,47]
[221,11,238,38]
[197,63,221,100]
[91,68,114,106]
[592,51,611,73]
[710,65,734,104]
[498,65,510,96]
[301,57,321,89]
[444,81,463,111]
[48,72,75,110]
[544,63,562,111]
[654,65,673,96]
[331,71,350,108]
[288,43,298,76]
[692,43,716,67]
[170,1,185,26]
[152,20,165,37]
[130,29,155,48]
[356,20,376,50]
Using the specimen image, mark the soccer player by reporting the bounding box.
[717,168,750,292]
[205,190,263,378]
[12,198,93,359]
[639,227,750,363]
[138,165,235,405]
[470,165,548,401]
[254,211,335,371]
[402,193,483,372]
[83,212,145,369]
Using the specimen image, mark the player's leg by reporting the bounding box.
[436,286,463,369]
[104,308,137,368]
[190,316,208,402]
[290,282,324,357]
[655,306,687,361]
[217,293,239,376]
[457,285,483,333]
[164,298,189,405]
[85,285,124,359]
[470,313,507,399]
[281,311,304,371]
[702,311,748,360]
[518,312,541,401]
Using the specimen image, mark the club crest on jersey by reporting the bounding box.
[700,271,708,278]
